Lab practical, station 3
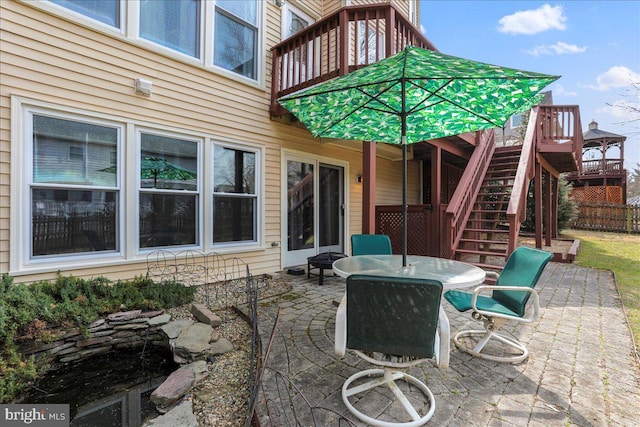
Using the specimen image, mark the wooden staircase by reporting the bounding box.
[453,145,523,271]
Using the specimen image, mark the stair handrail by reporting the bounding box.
[445,129,495,259]
[505,106,540,255]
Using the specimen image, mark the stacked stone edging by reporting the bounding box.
[20,309,170,364]
[20,305,235,426]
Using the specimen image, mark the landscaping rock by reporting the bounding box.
[190,303,221,327]
[173,324,215,362]
[142,399,198,427]
[76,336,113,348]
[161,320,193,340]
[113,323,148,330]
[205,338,233,356]
[88,319,106,328]
[107,310,142,321]
[140,310,165,318]
[148,314,172,326]
[150,361,207,413]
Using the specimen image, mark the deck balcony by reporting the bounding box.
[270,3,435,116]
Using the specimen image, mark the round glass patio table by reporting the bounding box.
[332,254,486,368]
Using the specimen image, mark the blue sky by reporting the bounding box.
[419,1,640,170]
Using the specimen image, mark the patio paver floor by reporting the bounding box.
[255,262,640,426]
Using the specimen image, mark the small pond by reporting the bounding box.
[21,348,178,427]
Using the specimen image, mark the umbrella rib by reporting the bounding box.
[407,79,508,127]
[312,83,401,136]
[404,78,453,116]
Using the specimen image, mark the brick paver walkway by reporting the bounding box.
[255,262,640,426]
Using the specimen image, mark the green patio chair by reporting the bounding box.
[444,246,552,363]
[335,275,443,426]
[350,233,392,256]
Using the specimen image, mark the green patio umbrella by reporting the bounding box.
[100,157,197,188]
[278,45,559,266]
[140,157,197,188]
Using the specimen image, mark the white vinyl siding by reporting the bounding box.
[36,0,262,83]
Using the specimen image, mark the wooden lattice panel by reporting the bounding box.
[606,187,623,204]
[571,186,623,204]
[376,205,435,256]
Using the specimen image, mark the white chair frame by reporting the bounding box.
[335,295,437,427]
[453,282,540,363]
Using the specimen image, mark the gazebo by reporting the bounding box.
[566,120,628,204]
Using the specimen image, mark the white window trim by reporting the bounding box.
[19,0,265,89]
[10,97,266,275]
[11,97,126,274]
[209,138,264,251]
[135,128,204,254]
[281,1,315,39]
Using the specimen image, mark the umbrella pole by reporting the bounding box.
[401,73,408,267]
[402,141,407,267]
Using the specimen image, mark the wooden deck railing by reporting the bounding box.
[505,106,539,254]
[270,3,435,115]
[568,159,624,177]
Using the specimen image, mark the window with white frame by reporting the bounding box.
[30,113,120,257]
[44,0,261,81]
[213,0,258,79]
[138,132,200,249]
[15,102,263,272]
[49,0,120,28]
[139,0,201,58]
[212,144,258,244]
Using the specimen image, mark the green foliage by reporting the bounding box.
[522,175,577,232]
[0,273,195,402]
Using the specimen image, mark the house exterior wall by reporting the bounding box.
[0,0,420,283]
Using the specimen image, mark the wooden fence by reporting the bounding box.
[571,203,640,234]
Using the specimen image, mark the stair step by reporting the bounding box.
[456,248,508,257]
[465,218,508,223]
[481,183,514,188]
[471,209,507,214]
[475,200,509,204]
[464,228,510,233]
[459,238,508,246]
[485,169,517,175]
[478,192,511,197]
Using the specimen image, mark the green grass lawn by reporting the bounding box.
[562,229,640,353]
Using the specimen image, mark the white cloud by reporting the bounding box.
[585,66,640,91]
[525,41,587,56]
[498,4,567,35]
[553,84,578,97]
[597,99,640,121]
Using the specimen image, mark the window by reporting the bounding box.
[139,133,199,249]
[282,3,312,38]
[140,0,200,58]
[49,0,120,28]
[214,0,258,79]
[43,0,262,82]
[14,101,263,273]
[212,144,258,244]
[31,114,119,257]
